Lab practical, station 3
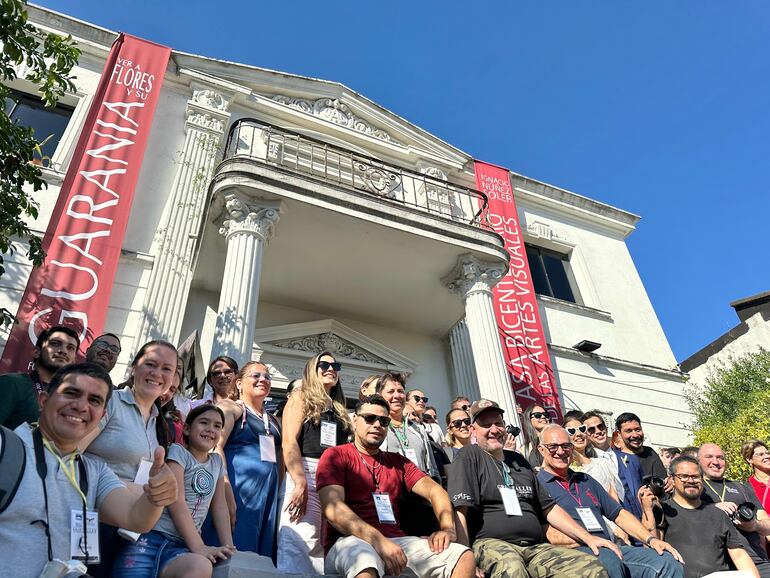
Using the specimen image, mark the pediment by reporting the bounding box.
[252,319,417,395]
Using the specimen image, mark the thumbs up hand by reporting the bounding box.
[143,447,178,507]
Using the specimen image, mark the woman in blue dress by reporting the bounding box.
[203,360,281,559]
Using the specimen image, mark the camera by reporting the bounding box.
[735,502,756,522]
[642,475,666,498]
[38,559,88,578]
[506,425,521,437]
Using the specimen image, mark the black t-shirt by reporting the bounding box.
[447,445,554,545]
[297,410,351,458]
[701,477,769,564]
[635,446,667,480]
[660,501,744,578]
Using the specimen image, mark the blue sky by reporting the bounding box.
[37,1,770,361]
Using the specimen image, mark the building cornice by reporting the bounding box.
[549,343,685,381]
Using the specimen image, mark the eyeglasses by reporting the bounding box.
[411,395,429,403]
[566,425,587,436]
[317,360,342,372]
[211,370,234,378]
[358,413,391,427]
[541,442,573,454]
[673,474,701,482]
[586,422,607,435]
[423,414,436,423]
[531,412,549,420]
[450,418,472,429]
[246,372,272,381]
[459,404,470,411]
[92,341,120,354]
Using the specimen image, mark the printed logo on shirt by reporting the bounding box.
[514,485,533,499]
[192,468,215,496]
[726,487,740,494]
[452,492,473,503]
[585,490,600,507]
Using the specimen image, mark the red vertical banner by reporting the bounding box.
[0,34,171,372]
[474,161,563,420]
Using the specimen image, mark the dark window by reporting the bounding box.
[525,244,579,303]
[4,89,74,160]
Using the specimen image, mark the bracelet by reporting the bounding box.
[644,535,656,546]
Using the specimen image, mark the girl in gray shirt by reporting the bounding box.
[114,405,234,577]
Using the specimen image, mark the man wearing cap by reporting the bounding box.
[447,399,618,578]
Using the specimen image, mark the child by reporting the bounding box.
[115,405,235,577]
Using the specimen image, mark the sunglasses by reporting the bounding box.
[92,341,121,354]
[459,404,470,411]
[450,418,472,429]
[586,422,607,435]
[423,414,436,423]
[531,412,549,420]
[541,442,573,454]
[358,413,391,427]
[566,425,587,436]
[211,369,234,378]
[246,372,272,381]
[411,395,429,403]
[317,360,342,372]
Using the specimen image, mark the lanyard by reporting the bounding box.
[359,450,382,491]
[390,421,410,449]
[240,401,273,436]
[32,428,89,562]
[704,479,727,502]
[557,477,583,507]
[496,459,514,488]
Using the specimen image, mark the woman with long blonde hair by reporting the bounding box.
[277,351,351,574]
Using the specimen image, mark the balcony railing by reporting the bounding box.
[223,119,488,227]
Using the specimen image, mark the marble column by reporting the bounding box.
[211,193,283,365]
[134,86,231,349]
[448,319,480,402]
[443,254,522,432]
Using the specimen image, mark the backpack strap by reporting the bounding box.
[0,425,26,514]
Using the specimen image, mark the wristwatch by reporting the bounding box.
[644,535,657,546]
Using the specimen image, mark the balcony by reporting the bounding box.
[223,119,489,228]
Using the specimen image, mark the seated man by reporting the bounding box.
[656,455,759,578]
[447,399,619,578]
[317,394,476,578]
[698,443,770,576]
[0,362,178,578]
[536,424,684,578]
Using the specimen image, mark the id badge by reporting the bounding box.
[498,485,522,516]
[404,448,419,465]
[576,507,603,532]
[134,458,153,485]
[373,492,396,524]
[71,510,100,563]
[320,421,337,447]
[260,435,277,462]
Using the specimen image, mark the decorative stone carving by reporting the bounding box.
[272,95,400,144]
[443,254,505,297]
[418,165,448,181]
[269,332,387,364]
[354,162,401,197]
[186,111,224,132]
[192,89,230,111]
[218,194,281,241]
[526,220,568,243]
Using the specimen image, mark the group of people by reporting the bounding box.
[1,324,769,578]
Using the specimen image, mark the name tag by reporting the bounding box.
[134,459,153,485]
[260,435,276,462]
[576,507,604,532]
[404,448,419,465]
[373,492,396,524]
[498,485,522,516]
[71,510,100,563]
[320,421,337,447]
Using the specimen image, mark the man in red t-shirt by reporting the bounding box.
[317,394,476,578]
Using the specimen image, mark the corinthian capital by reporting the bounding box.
[218,193,283,242]
[443,253,506,297]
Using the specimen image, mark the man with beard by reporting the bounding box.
[698,443,770,577]
[317,394,476,578]
[0,325,79,429]
[536,424,683,578]
[615,413,668,481]
[447,399,618,578]
[85,333,121,373]
[657,455,758,578]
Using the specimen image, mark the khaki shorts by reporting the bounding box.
[325,534,470,578]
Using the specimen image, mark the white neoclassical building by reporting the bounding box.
[1,5,692,447]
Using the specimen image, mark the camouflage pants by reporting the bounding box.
[473,538,609,578]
